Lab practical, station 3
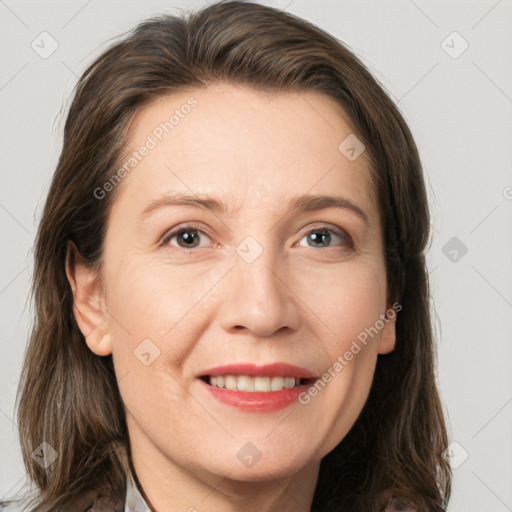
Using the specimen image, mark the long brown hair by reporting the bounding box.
[4,1,451,510]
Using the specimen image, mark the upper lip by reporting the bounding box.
[198,362,318,380]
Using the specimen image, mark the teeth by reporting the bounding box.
[237,375,254,392]
[283,377,296,388]
[254,376,270,392]
[225,375,237,390]
[207,374,302,391]
[270,376,284,391]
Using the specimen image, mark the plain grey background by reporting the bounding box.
[1,1,511,510]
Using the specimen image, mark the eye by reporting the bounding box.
[296,225,353,249]
[160,224,212,250]
[159,223,353,251]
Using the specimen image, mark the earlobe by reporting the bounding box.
[84,328,113,357]
[65,240,112,356]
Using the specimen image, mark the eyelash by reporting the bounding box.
[159,223,353,251]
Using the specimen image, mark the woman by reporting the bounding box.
[1,1,451,510]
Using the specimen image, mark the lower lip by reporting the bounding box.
[198,378,309,412]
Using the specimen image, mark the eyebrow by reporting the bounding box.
[140,192,370,226]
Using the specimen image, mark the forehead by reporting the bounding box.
[113,83,377,225]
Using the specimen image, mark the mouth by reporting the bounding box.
[196,363,319,412]
[198,374,316,391]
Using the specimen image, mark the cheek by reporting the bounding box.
[300,262,386,441]
[295,259,387,353]
[104,256,222,366]
[105,261,202,414]
[296,274,385,457]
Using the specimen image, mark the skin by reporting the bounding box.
[66,83,396,512]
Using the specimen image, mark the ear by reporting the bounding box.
[65,240,113,356]
[376,300,398,355]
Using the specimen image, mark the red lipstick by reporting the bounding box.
[197,362,318,412]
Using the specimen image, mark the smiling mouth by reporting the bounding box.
[199,375,314,392]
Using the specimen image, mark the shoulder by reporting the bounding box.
[0,495,123,512]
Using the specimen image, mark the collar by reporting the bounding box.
[124,470,152,512]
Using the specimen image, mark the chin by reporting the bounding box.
[206,446,316,482]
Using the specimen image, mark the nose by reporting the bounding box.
[217,242,302,338]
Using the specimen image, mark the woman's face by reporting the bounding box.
[71,84,396,485]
